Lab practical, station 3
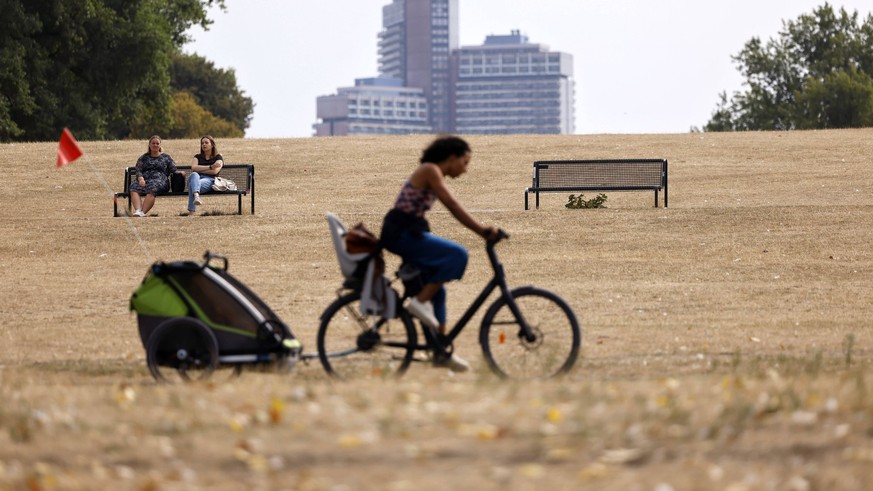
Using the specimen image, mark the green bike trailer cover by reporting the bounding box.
[131,257,300,356]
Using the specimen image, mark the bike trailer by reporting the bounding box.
[130,252,302,381]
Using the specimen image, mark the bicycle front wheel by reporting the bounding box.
[480,286,581,379]
[317,292,417,379]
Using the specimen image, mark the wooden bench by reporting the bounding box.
[113,164,255,216]
[524,159,668,209]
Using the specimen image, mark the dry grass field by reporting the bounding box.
[1,129,873,490]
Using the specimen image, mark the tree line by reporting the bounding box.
[0,0,253,142]
[705,3,873,131]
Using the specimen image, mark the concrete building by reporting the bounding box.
[453,30,575,134]
[314,0,456,136]
[313,77,431,136]
[313,2,575,136]
[377,0,458,133]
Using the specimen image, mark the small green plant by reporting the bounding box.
[565,193,608,209]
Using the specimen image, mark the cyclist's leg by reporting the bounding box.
[413,233,468,284]
[430,286,447,331]
[387,230,467,329]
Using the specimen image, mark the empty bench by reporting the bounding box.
[113,164,255,216]
[524,159,668,209]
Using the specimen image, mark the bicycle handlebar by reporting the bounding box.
[487,228,510,246]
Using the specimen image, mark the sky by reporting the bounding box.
[186,0,873,138]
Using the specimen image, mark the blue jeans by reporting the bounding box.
[187,173,215,211]
[384,230,468,325]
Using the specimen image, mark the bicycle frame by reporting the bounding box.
[413,233,535,354]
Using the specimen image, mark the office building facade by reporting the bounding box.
[313,2,574,136]
[377,0,458,133]
[313,77,431,136]
[454,31,575,134]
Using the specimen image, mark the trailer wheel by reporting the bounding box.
[146,318,219,383]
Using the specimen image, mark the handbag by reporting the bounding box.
[211,176,237,192]
[169,171,186,193]
[345,222,380,254]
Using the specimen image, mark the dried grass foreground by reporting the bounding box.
[1,130,873,490]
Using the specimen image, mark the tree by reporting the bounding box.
[0,0,231,142]
[170,52,254,132]
[165,91,243,138]
[705,4,873,131]
[0,4,33,139]
[162,0,226,46]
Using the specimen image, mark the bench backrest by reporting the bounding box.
[123,164,254,194]
[532,159,666,190]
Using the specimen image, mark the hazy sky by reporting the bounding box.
[186,0,872,138]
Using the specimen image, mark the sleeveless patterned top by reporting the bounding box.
[393,180,436,217]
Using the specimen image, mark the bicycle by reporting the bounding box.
[318,213,581,380]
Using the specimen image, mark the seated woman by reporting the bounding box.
[130,135,176,217]
[186,135,224,214]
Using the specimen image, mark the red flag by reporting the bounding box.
[57,128,83,168]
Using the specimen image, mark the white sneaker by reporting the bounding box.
[133,210,145,217]
[194,195,203,206]
[435,352,470,373]
[407,298,438,328]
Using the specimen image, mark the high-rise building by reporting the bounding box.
[313,1,575,136]
[454,31,574,134]
[313,77,431,136]
[377,0,458,133]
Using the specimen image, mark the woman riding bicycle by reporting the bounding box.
[380,136,498,372]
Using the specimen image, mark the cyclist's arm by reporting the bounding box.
[420,164,495,238]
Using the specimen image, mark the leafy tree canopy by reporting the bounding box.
[171,52,254,132]
[705,3,873,131]
[0,0,252,142]
[165,91,243,139]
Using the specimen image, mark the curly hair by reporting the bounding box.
[420,136,471,164]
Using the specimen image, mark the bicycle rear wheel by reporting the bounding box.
[317,292,417,379]
[479,286,581,379]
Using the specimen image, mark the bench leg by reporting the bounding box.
[113,193,129,217]
[524,191,529,210]
[654,190,659,208]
